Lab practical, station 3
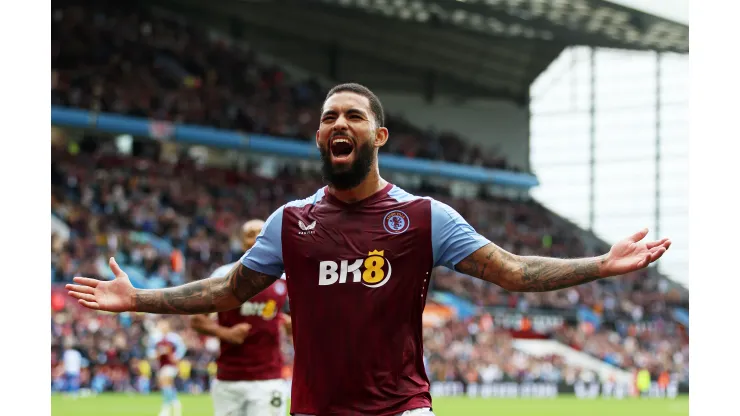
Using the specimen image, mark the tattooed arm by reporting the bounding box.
[68,208,290,314]
[455,243,607,292]
[429,200,669,293]
[454,226,670,292]
[135,263,278,314]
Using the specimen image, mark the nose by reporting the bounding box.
[331,114,349,132]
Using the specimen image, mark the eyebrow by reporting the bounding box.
[321,108,368,118]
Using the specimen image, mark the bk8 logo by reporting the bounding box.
[319,250,392,288]
[240,300,278,320]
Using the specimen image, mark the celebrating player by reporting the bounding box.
[190,219,290,416]
[147,319,186,416]
[68,83,671,416]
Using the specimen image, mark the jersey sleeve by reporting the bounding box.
[168,333,187,360]
[430,199,491,270]
[240,206,285,277]
[146,334,161,359]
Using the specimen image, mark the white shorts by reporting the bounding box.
[295,407,435,416]
[159,365,179,380]
[211,378,287,416]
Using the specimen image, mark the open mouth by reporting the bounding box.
[330,137,355,161]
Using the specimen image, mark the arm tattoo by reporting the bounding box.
[455,243,606,292]
[135,264,278,314]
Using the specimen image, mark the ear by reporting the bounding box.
[315,130,320,148]
[374,127,389,148]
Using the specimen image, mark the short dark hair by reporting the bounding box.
[324,83,385,128]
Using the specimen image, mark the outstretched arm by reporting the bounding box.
[67,258,277,315]
[135,263,276,314]
[69,207,286,314]
[455,244,606,292]
[454,229,670,292]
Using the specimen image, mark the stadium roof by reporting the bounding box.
[157,0,688,105]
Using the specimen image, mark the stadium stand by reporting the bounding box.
[51,0,689,404]
[52,2,521,171]
[51,139,688,393]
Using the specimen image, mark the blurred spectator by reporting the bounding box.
[50,142,687,392]
[51,2,523,172]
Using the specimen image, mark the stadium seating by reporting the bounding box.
[51,2,519,172]
[51,141,688,392]
[50,0,688,396]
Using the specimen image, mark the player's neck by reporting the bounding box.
[328,168,387,204]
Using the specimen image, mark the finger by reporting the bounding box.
[72,277,101,287]
[109,257,125,278]
[649,244,669,255]
[663,239,672,250]
[79,299,100,310]
[649,247,667,262]
[69,291,97,302]
[637,255,650,269]
[65,284,95,295]
[646,238,669,249]
[629,228,649,243]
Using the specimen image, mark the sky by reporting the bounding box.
[606,0,689,24]
[529,1,689,286]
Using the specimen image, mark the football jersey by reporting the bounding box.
[147,332,186,368]
[241,183,490,416]
[209,263,288,381]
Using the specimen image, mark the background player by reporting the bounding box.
[190,219,290,416]
[68,83,671,416]
[61,338,83,399]
[147,319,186,416]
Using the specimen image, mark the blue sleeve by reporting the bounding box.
[170,334,187,360]
[146,335,158,359]
[240,206,284,277]
[430,199,491,269]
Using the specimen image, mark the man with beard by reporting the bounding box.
[68,83,671,416]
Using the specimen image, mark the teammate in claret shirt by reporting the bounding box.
[147,319,186,416]
[190,219,290,416]
[69,82,671,416]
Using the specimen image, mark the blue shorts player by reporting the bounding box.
[62,338,82,398]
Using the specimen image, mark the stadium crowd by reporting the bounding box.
[424,312,687,388]
[51,140,688,393]
[52,2,517,172]
[51,295,295,395]
[50,0,687,398]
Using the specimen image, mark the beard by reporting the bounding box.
[319,139,375,191]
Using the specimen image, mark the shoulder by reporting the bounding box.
[284,187,327,211]
[387,185,426,204]
[271,188,327,229]
[428,198,462,218]
[387,185,450,211]
[386,185,461,218]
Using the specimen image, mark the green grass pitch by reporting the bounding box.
[52,393,688,416]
